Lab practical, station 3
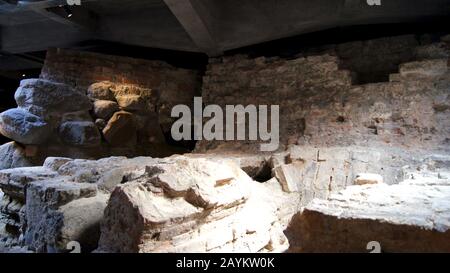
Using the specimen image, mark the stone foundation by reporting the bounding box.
[0,33,449,253]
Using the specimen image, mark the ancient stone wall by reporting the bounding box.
[196,35,450,154]
[40,48,202,132]
[1,34,450,253]
[0,50,202,170]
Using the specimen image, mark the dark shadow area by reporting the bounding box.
[72,40,209,71]
[226,17,450,84]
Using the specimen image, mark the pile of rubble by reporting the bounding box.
[0,155,291,253]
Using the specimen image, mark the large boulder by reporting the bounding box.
[110,83,157,112]
[97,157,288,253]
[58,121,101,147]
[15,79,92,114]
[0,108,50,144]
[93,100,119,120]
[87,82,116,101]
[102,111,136,146]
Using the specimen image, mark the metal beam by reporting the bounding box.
[164,0,222,56]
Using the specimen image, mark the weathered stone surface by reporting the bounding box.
[115,95,146,111]
[87,81,116,101]
[102,111,136,146]
[197,39,450,153]
[110,84,157,112]
[43,157,73,171]
[0,245,33,253]
[286,171,450,252]
[25,179,103,253]
[0,189,25,247]
[273,163,301,193]
[93,100,119,120]
[15,79,92,114]
[415,43,450,60]
[0,167,58,201]
[399,59,448,77]
[0,108,50,144]
[58,121,101,147]
[0,165,61,247]
[97,157,288,253]
[354,173,383,185]
[0,142,34,170]
[56,156,158,185]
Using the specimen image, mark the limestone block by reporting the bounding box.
[15,79,92,114]
[0,142,34,170]
[110,84,157,112]
[399,59,448,77]
[115,95,146,111]
[93,100,119,120]
[87,81,116,101]
[286,173,450,252]
[43,157,73,171]
[354,173,383,185]
[0,108,50,145]
[273,163,301,193]
[102,111,136,146]
[58,121,101,147]
[0,166,57,201]
[24,179,104,253]
[97,157,288,253]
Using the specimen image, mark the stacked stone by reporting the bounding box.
[286,156,450,253]
[0,155,290,253]
[40,48,201,134]
[96,157,289,253]
[0,79,174,171]
[197,35,450,153]
[0,79,98,169]
[0,165,58,247]
[0,155,154,252]
[87,81,164,148]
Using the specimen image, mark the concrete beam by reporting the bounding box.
[29,5,98,32]
[0,20,90,53]
[164,0,222,56]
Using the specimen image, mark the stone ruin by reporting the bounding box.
[0,34,449,253]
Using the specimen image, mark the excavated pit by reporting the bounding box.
[0,31,450,253]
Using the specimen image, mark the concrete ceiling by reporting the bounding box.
[0,0,449,73]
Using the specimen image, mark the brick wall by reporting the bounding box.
[195,35,450,153]
[40,48,202,131]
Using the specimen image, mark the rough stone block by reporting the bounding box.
[59,121,101,147]
[0,108,50,145]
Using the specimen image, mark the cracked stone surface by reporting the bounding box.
[286,168,450,253]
